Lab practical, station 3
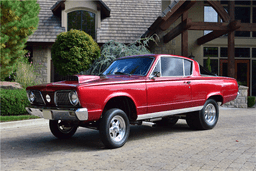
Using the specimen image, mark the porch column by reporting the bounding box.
[228,1,235,78]
[181,11,188,57]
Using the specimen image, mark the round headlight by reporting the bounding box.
[27,91,35,104]
[69,91,79,106]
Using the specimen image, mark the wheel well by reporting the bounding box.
[103,96,137,121]
[208,95,223,104]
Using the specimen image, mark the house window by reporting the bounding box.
[220,47,228,57]
[204,47,218,57]
[68,10,95,39]
[203,59,218,75]
[204,6,218,35]
[253,48,256,58]
[235,7,250,37]
[220,47,250,58]
[253,7,256,37]
[252,60,256,96]
[235,48,250,57]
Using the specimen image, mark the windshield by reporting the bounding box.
[103,57,154,76]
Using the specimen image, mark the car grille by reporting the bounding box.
[30,90,77,107]
[55,91,71,106]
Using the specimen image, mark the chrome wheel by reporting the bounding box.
[57,120,74,134]
[109,116,126,143]
[204,103,216,126]
[100,108,130,148]
[49,120,78,139]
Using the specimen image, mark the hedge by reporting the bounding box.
[248,96,255,108]
[0,89,30,116]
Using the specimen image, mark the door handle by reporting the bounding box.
[187,81,191,84]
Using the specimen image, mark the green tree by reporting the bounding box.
[206,57,212,73]
[51,29,100,76]
[0,0,40,80]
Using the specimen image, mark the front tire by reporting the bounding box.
[99,108,130,149]
[49,120,78,139]
[186,99,219,130]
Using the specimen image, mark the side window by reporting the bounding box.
[184,60,192,76]
[161,57,183,76]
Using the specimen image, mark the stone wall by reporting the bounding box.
[222,86,248,108]
[33,46,51,84]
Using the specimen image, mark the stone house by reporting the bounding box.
[143,0,256,97]
[27,0,161,83]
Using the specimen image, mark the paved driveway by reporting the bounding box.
[1,107,256,171]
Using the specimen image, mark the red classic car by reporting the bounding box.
[26,54,239,148]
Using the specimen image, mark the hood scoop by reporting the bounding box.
[65,75,101,84]
[65,75,79,82]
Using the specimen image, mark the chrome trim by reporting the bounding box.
[26,107,88,121]
[236,92,240,98]
[137,106,204,121]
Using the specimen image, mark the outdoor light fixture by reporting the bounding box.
[189,53,195,60]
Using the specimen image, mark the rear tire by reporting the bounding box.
[49,120,78,139]
[186,99,219,130]
[99,108,130,149]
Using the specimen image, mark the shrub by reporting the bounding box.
[248,96,255,108]
[0,89,30,116]
[51,29,100,76]
[14,55,41,88]
[83,36,156,75]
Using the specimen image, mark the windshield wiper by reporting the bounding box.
[114,72,131,76]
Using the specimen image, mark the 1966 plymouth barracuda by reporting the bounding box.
[26,54,239,148]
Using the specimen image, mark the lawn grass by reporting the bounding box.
[0,115,40,122]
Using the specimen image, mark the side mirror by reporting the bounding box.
[154,71,160,77]
[150,71,160,80]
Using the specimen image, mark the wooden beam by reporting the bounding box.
[206,0,229,22]
[197,20,241,45]
[238,23,256,31]
[164,18,192,43]
[182,11,188,57]
[228,1,235,78]
[160,1,196,31]
[189,22,229,30]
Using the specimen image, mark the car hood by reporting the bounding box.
[26,75,146,91]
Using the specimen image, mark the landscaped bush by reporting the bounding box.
[14,54,41,88]
[51,29,100,76]
[0,89,30,116]
[83,36,157,75]
[248,96,255,107]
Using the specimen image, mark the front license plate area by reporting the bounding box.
[43,110,52,119]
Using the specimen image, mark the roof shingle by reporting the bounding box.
[28,0,161,43]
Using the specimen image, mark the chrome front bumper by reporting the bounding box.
[26,107,88,121]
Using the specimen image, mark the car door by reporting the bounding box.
[146,57,192,113]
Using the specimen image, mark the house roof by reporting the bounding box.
[97,0,161,44]
[28,0,65,42]
[28,0,161,44]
